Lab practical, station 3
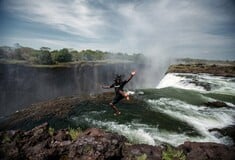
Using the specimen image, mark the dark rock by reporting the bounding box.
[1,123,235,160]
[82,128,106,137]
[54,129,72,141]
[122,144,162,160]
[179,141,235,160]
[68,128,127,160]
[209,125,235,144]
[0,142,20,160]
[190,80,211,91]
[204,101,230,108]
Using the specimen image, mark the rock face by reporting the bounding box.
[1,123,235,160]
[179,141,235,160]
[167,63,235,77]
[0,123,127,160]
[209,126,235,143]
[122,144,162,160]
[204,101,230,108]
[0,62,144,116]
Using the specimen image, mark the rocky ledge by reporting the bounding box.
[1,123,235,160]
[167,63,235,77]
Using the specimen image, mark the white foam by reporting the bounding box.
[83,118,156,145]
[77,115,233,146]
[147,98,235,145]
[156,73,235,95]
[127,91,135,95]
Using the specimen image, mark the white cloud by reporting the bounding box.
[4,0,106,38]
[2,0,235,59]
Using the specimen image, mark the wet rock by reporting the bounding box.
[204,101,229,108]
[209,125,235,144]
[190,80,211,91]
[179,141,235,160]
[122,144,162,160]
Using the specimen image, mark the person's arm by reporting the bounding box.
[126,71,136,83]
[102,84,114,89]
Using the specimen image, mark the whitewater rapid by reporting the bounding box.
[157,73,235,95]
[71,73,235,147]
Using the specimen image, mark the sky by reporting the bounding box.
[0,0,235,60]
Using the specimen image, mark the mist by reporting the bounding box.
[0,62,148,116]
[1,0,234,85]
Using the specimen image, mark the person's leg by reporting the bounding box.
[119,90,129,100]
[109,102,121,115]
[110,95,124,115]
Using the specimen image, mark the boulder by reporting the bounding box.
[178,141,235,160]
[1,123,235,160]
[54,129,72,141]
[203,101,229,108]
[122,144,162,160]
[209,125,235,144]
[68,128,127,159]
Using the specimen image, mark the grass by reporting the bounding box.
[48,127,55,136]
[68,127,81,140]
[162,145,186,160]
[1,134,11,143]
[48,126,81,140]
[136,154,147,160]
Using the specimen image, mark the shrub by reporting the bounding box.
[37,51,53,64]
[162,145,186,160]
[68,127,81,140]
[53,48,72,63]
[48,127,55,136]
[136,154,147,160]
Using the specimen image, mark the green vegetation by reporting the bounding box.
[1,134,11,143]
[68,127,81,140]
[0,44,146,65]
[53,48,72,63]
[38,50,53,64]
[162,145,186,160]
[136,154,147,160]
[48,127,55,136]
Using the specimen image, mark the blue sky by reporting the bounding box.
[0,0,235,60]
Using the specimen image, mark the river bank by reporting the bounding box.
[167,60,235,77]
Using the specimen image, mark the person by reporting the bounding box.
[102,71,136,116]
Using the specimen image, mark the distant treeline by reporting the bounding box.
[0,44,146,65]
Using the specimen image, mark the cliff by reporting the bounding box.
[0,62,147,116]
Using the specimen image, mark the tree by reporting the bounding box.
[37,51,53,64]
[53,48,72,62]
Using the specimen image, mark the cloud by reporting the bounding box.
[3,0,107,38]
[1,0,235,59]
